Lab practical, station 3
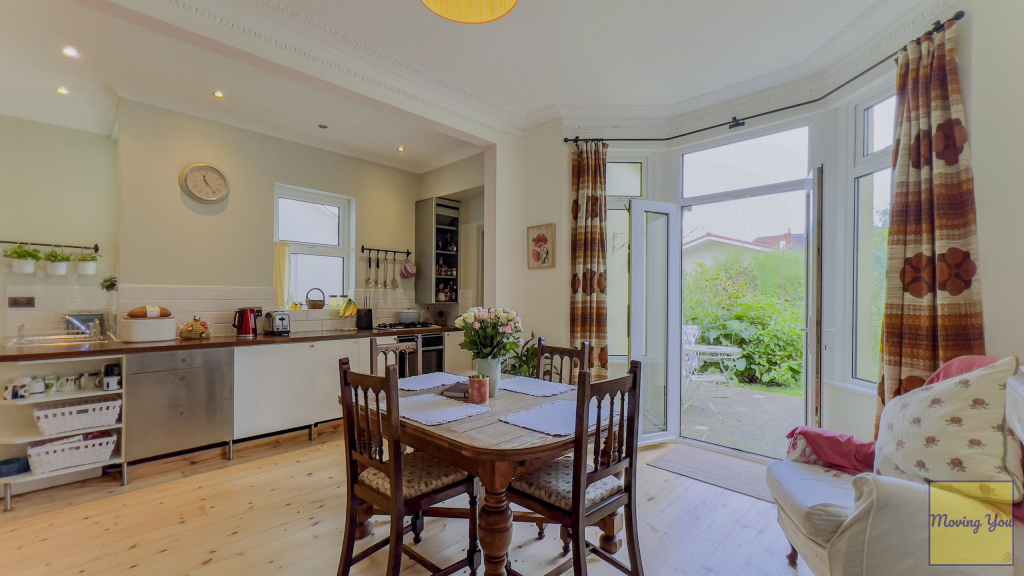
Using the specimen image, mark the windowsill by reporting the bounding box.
[822,378,876,395]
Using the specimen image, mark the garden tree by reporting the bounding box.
[683,252,805,389]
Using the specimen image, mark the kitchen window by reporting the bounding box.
[274,185,355,305]
[851,89,896,382]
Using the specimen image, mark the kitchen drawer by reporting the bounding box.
[127,348,233,374]
[126,399,233,461]
[127,365,233,412]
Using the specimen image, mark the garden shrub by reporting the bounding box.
[684,252,805,388]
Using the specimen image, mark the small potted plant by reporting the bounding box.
[75,251,100,275]
[3,244,42,274]
[42,249,73,276]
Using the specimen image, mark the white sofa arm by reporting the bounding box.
[827,474,1014,576]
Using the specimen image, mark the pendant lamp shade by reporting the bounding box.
[421,0,517,24]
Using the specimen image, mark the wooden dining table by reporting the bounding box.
[353,381,623,576]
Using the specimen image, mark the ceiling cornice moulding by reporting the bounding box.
[131,0,955,139]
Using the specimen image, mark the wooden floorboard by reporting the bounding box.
[1,424,813,575]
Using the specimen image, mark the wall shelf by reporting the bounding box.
[416,198,461,304]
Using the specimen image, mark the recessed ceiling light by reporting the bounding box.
[318,124,328,129]
[212,90,224,98]
[55,86,69,95]
[397,146,406,152]
[62,46,79,58]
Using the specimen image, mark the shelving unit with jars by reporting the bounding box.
[415,198,461,304]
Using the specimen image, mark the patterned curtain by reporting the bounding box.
[876,20,985,433]
[570,142,608,379]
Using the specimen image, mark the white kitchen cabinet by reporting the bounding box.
[233,343,315,439]
[312,339,360,423]
[357,336,397,376]
[444,331,473,374]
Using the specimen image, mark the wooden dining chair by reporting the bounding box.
[370,336,423,377]
[508,361,644,576]
[337,359,480,576]
[536,338,590,385]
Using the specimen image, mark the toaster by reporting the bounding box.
[264,311,291,335]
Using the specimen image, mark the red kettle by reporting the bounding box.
[233,307,261,338]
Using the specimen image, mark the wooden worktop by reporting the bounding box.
[1,326,460,363]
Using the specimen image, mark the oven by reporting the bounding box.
[398,332,444,375]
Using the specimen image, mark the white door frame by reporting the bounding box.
[629,199,682,446]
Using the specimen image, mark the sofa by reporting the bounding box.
[767,369,1024,576]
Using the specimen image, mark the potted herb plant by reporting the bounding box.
[3,244,42,274]
[75,251,100,275]
[454,307,524,398]
[42,249,73,276]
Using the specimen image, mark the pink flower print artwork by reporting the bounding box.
[924,436,940,448]
[955,378,971,389]
[966,438,986,450]
[969,398,990,410]
[895,439,906,451]
[927,397,944,409]
[947,458,967,473]
[910,417,923,427]
[945,416,963,427]
[914,460,930,473]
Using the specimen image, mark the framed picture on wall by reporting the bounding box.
[527,223,555,269]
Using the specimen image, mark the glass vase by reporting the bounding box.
[475,356,503,399]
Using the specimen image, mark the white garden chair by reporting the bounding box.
[680,325,742,417]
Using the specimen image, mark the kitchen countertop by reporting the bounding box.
[1,326,460,363]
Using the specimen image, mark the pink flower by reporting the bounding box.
[472,322,481,329]
[518,337,525,346]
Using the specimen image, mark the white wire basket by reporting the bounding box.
[28,434,117,475]
[34,399,122,436]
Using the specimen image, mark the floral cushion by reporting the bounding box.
[875,356,1024,502]
[358,452,468,499]
[511,458,623,511]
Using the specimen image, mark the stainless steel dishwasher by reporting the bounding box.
[125,348,234,461]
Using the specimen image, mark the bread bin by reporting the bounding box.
[117,316,176,342]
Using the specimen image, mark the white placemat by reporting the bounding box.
[500,400,619,436]
[499,376,573,397]
[398,372,469,391]
[399,394,490,426]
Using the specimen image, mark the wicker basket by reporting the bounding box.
[306,288,326,309]
[28,434,117,475]
[34,399,122,436]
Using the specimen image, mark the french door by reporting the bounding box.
[626,170,822,451]
[628,199,682,445]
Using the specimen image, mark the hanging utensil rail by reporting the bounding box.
[360,246,411,257]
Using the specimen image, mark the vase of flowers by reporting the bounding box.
[455,307,524,398]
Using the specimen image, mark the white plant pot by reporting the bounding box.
[11,259,36,274]
[77,261,97,275]
[46,261,68,276]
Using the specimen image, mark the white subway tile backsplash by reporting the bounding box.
[116,285,147,300]
[236,287,275,300]
[5,286,36,298]
[305,309,336,321]
[290,320,322,333]
[194,287,236,300]
[147,286,195,300]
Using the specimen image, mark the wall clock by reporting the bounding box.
[179,163,229,202]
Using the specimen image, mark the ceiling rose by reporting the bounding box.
[421,0,517,24]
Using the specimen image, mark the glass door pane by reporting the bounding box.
[680,190,807,458]
[629,200,681,443]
